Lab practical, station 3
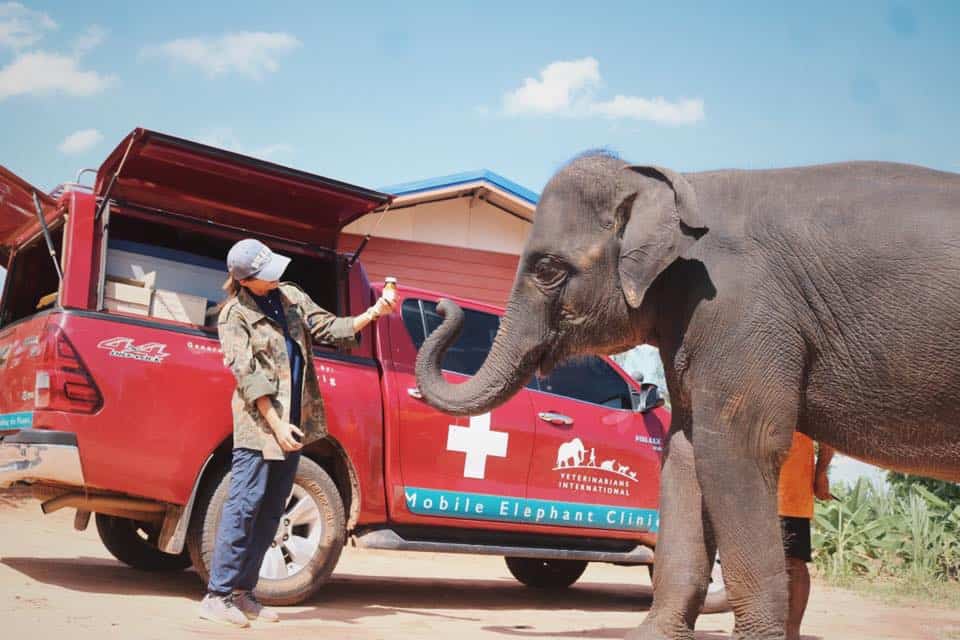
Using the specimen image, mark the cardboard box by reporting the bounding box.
[104,299,151,316]
[151,289,208,325]
[104,278,153,316]
[108,272,157,289]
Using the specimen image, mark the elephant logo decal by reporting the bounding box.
[556,437,585,468]
[553,438,637,483]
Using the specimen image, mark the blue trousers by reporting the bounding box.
[207,448,301,594]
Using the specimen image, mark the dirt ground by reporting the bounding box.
[2,490,959,640]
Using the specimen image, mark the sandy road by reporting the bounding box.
[2,491,958,640]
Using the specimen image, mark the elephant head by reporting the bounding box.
[415,152,708,416]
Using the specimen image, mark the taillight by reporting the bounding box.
[35,325,103,414]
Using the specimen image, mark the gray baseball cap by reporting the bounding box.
[227,238,291,282]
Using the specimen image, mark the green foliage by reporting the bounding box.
[887,472,960,503]
[813,477,960,583]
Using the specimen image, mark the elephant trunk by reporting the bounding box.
[414,298,544,416]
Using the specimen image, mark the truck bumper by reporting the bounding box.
[0,429,85,488]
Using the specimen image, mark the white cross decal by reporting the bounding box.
[446,413,508,479]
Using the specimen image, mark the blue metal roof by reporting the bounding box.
[380,170,539,205]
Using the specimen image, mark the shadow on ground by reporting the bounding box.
[1,556,825,639]
[3,555,651,611]
[2,555,658,624]
[2,557,202,598]
[483,629,821,640]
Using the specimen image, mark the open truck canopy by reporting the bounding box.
[0,165,57,266]
[95,128,392,250]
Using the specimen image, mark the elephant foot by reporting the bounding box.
[624,618,694,640]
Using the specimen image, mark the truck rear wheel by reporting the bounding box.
[186,456,346,605]
[505,557,588,589]
[95,513,192,571]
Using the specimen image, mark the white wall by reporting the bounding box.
[831,456,888,488]
[344,198,530,255]
[613,345,667,388]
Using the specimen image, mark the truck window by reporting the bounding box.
[401,298,538,389]
[401,299,499,376]
[0,224,64,328]
[537,357,633,410]
[103,213,342,327]
[401,298,499,376]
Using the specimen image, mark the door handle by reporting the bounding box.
[407,387,424,400]
[538,412,574,426]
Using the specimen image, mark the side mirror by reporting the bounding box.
[632,384,665,414]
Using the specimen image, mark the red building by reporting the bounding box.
[340,170,537,307]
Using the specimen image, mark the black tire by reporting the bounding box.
[186,456,346,605]
[95,513,192,572]
[505,557,588,589]
[647,562,731,614]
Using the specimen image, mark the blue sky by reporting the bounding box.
[2,1,956,483]
[0,1,958,196]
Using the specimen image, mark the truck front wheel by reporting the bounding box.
[504,557,588,589]
[186,456,346,605]
[95,514,192,571]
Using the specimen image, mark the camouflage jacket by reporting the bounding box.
[218,283,358,460]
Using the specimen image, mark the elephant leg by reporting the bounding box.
[692,391,796,640]
[627,420,715,640]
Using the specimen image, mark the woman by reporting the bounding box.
[200,238,394,627]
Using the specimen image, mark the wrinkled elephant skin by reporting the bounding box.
[415,154,960,639]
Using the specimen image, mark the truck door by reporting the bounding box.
[382,296,537,527]
[525,356,666,536]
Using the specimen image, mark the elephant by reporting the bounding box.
[414,152,960,640]
[557,437,586,468]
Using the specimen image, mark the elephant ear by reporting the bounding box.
[617,165,707,308]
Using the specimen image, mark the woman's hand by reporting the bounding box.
[353,296,398,333]
[272,421,304,452]
[255,396,303,452]
[372,295,396,317]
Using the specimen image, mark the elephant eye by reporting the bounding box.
[534,257,569,288]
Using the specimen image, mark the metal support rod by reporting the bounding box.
[33,192,63,286]
[346,201,392,271]
[94,133,138,222]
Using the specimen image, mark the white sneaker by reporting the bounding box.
[232,591,280,623]
[199,593,250,627]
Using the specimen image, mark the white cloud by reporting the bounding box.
[501,57,704,126]
[0,5,112,102]
[143,31,301,79]
[58,128,103,154]
[196,127,293,160]
[72,24,106,55]
[0,51,115,100]
[589,95,705,125]
[0,2,56,50]
[504,57,600,115]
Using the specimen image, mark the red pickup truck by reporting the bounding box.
[0,129,710,607]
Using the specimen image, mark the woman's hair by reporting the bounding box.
[222,274,243,300]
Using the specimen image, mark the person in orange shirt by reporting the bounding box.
[778,432,835,640]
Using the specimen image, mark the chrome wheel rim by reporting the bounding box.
[259,483,323,580]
